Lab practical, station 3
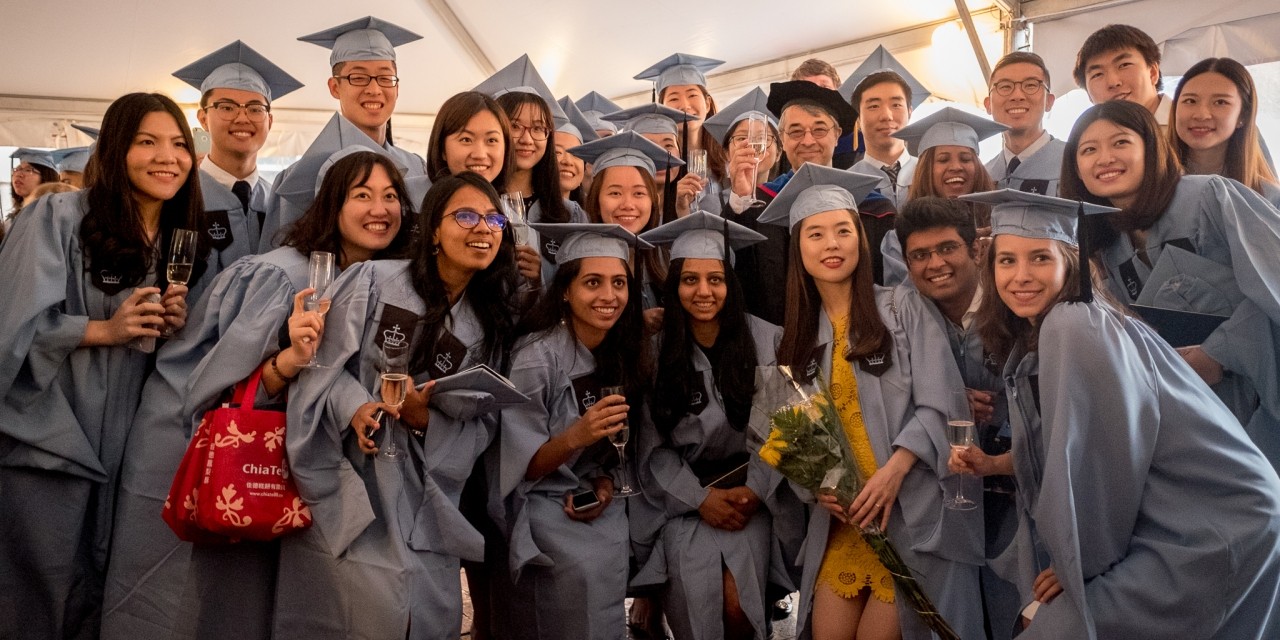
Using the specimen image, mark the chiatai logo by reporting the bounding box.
[242,463,287,479]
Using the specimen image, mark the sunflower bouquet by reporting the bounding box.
[749,365,960,640]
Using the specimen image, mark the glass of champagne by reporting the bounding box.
[687,149,708,213]
[601,385,638,498]
[945,390,979,510]
[743,113,770,206]
[303,251,335,368]
[379,342,410,459]
[161,229,199,337]
[500,192,530,246]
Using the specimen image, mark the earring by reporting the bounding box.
[432,245,440,256]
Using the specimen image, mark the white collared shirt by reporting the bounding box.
[201,158,260,192]
[1002,130,1053,166]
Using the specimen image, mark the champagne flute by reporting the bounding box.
[379,342,410,459]
[945,390,978,511]
[161,229,199,337]
[687,149,708,213]
[499,192,530,246]
[303,251,335,368]
[743,113,770,206]
[601,385,638,498]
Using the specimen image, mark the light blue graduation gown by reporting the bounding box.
[498,325,630,640]
[851,154,916,211]
[984,138,1066,197]
[100,247,308,640]
[791,286,985,640]
[1004,301,1280,640]
[197,169,270,270]
[279,260,497,640]
[257,114,427,252]
[632,316,784,640]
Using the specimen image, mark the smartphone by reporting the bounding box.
[571,489,601,513]
[192,127,212,156]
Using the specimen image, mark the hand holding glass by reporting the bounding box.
[742,114,770,206]
[601,385,638,498]
[161,229,199,337]
[945,390,978,510]
[379,342,410,459]
[500,192,530,246]
[303,251,335,368]
[687,149,708,212]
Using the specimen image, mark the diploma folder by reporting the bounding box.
[428,364,530,408]
[1131,305,1228,348]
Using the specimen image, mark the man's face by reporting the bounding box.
[1083,48,1160,112]
[197,87,272,158]
[780,105,839,169]
[858,81,911,151]
[329,60,399,140]
[984,62,1055,136]
[904,226,979,309]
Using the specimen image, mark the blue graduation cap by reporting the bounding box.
[556,96,600,145]
[641,210,765,263]
[575,91,622,134]
[52,147,92,173]
[758,163,884,229]
[472,54,570,127]
[702,87,776,147]
[9,148,57,172]
[568,131,684,176]
[314,145,407,195]
[892,106,1007,156]
[634,53,725,94]
[274,113,389,209]
[838,44,932,110]
[602,103,696,137]
[71,124,99,141]
[298,16,422,67]
[173,40,303,103]
[528,222,652,265]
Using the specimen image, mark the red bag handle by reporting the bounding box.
[229,363,268,408]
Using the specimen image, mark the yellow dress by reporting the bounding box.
[815,315,895,603]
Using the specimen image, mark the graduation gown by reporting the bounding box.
[498,325,630,640]
[1096,174,1280,468]
[101,247,308,640]
[198,169,269,270]
[984,138,1066,197]
[851,154,916,211]
[279,260,497,640]
[720,186,788,325]
[792,286,984,640]
[257,113,427,252]
[0,191,175,639]
[632,316,783,640]
[1004,301,1280,640]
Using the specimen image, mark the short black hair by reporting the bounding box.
[1073,24,1162,91]
[991,51,1052,88]
[894,196,977,249]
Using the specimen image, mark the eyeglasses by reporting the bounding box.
[906,241,966,264]
[11,165,40,176]
[729,134,778,148]
[510,122,550,141]
[446,209,508,231]
[204,101,271,122]
[334,73,400,88]
[991,79,1046,97]
[783,126,834,142]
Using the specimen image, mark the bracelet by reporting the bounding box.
[270,353,299,383]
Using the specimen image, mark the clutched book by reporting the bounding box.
[1133,245,1235,348]
[427,364,530,416]
[1131,305,1228,348]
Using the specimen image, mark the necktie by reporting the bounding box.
[232,180,261,231]
[882,161,901,188]
[1006,156,1022,176]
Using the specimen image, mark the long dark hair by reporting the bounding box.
[906,145,996,228]
[280,152,414,263]
[496,92,574,224]
[653,258,757,435]
[778,209,889,369]
[9,163,60,216]
[79,92,208,292]
[409,172,523,373]
[584,165,670,295]
[1060,100,1182,251]
[516,257,653,398]
[1170,57,1278,194]
[426,91,514,192]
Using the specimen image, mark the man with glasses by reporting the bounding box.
[984,52,1065,197]
[258,16,427,252]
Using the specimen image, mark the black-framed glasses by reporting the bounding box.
[446,209,508,231]
[204,101,271,122]
[907,241,965,263]
[991,79,1045,97]
[11,165,40,176]
[510,122,550,141]
[334,73,400,88]
[783,126,834,142]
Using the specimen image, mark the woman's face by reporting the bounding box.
[992,234,1068,321]
[641,132,680,184]
[337,163,402,264]
[930,145,980,198]
[797,209,859,286]
[10,162,46,198]
[433,184,503,279]
[1175,71,1244,154]
[443,109,504,182]
[596,166,652,234]
[677,258,727,324]
[127,111,193,209]
[1075,118,1145,209]
[566,256,630,345]
[727,120,780,176]
[553,131,585,196]
[662,84,709,125]
[509,102,548,172]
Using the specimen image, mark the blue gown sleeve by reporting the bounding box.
[1202,177,1280,325]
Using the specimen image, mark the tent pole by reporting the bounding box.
[954,0,994,80]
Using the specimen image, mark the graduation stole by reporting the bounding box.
[204,210,235,252]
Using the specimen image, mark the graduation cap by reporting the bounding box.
[472,54,570,127]
[298,16,422,67]
[960,189,1119,303]
[576,91,622,135]
[314,145,407,195]
[838,44,932,110]
[173,40,303,103]
[9,148,57,172]
[702,87,777,147]
[555,96,600,145]
[634,53,725,95]
[274,113,388,209]
[766,80,856,133]
[640,210,765,265]
[758,163,884,229]
[71,124,100,140]
[602,103,696,137]
[892,106,1007,157]
[51,147,92,173]
[568,131,684,176]
[528,222,652,265]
